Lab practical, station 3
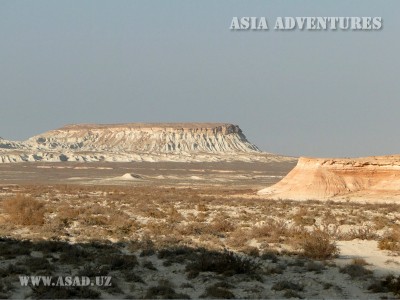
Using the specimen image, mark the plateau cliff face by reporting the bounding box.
[0,123,291,163]
[27,123,260,154]
[258,156,400,202]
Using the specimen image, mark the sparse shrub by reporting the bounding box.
[321,211,338,226]
[141,207,165,219]
[107,214,139,236]
[265,264,286,275]
[226,228,250,248]
[292,207,315,226]
[196,204,208,212]
[351,257,369,266]
[145,280,190,299]
[283,290,303,299]
[2,195,46,225]
[251,220,288,243]
[142,260,157,270]
[55,206,81,225]
[145,220,172,236]
[342,226,378,240]
[59,246,91,265]
[185,249,259,279]
[240,246,259,257]
[81,215,108,226]
[124,271,145,283]
[0,277,13,296]
[271,280,303,292]
[23,257,54,273]
[33,240,72,254]
[210,216,235,234]
[300,229,339,260]
[305,261,325,273]
[129,236,155,253]
[373,216,391,230]
[166,207,184,223]
[1,263,28,276]
[106,254,138,271]
[98,277,123,295]
[78,264,108,277]
[260,250,279,263]
[140,248,155,257]
[201,282,235,299]
[177,222,207,236]
[196,212,208,222]
[340,262,372,278]
[158,246,196,264]
[378,227,400,252]
[368,275,400,295]
[0,240,31,259]
[288,258,305,267]
[181,282,194,289]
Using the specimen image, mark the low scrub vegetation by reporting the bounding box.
[378,226,400,252]
[340,261,373,279]
[2,194,46,226]
[0,184,398,298]
[185,249,260,279]
[300,228,339,260]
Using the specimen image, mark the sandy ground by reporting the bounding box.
[0,161,399,299]
[0,161,296,189]
[336,240,400,276]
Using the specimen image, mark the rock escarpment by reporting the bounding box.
[28,123,260,154]
[258,156,400,201]
[0,123,291,163]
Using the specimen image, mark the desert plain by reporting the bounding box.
[0,159,399,299]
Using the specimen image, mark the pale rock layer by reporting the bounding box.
[0,123,292,163]
[258,156,400,201]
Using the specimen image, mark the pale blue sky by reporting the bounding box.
[1,0,399,157]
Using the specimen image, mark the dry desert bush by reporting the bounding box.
[378,226,400,252]
[1,194,46,226]
[0,181,399,299]
[369,275,400,296]
[0,184,399,260]
[299,228,339,260]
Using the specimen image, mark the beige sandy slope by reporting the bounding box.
[258,156,400,201]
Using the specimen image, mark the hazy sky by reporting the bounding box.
[1,0,399,157]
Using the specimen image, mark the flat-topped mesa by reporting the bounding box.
[258,155,400,202]
[59,123,242,134]
[27,122,261,155]
[1,122,296,163]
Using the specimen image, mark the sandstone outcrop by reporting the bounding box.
[258,156,400,201]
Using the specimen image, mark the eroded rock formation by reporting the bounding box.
[0,123,292,163]
[258,156,400,201]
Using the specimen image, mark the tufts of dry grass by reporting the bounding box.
[300,228,339,260]
[340,226,379,241]
[340,261,373,279]
[2,194,46,226]
[378,226,400,252]
[185,249,260,279]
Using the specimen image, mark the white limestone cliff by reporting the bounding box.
[0,123,292,163]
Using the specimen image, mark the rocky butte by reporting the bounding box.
[0,123,292,163]
[258,156,400,202]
